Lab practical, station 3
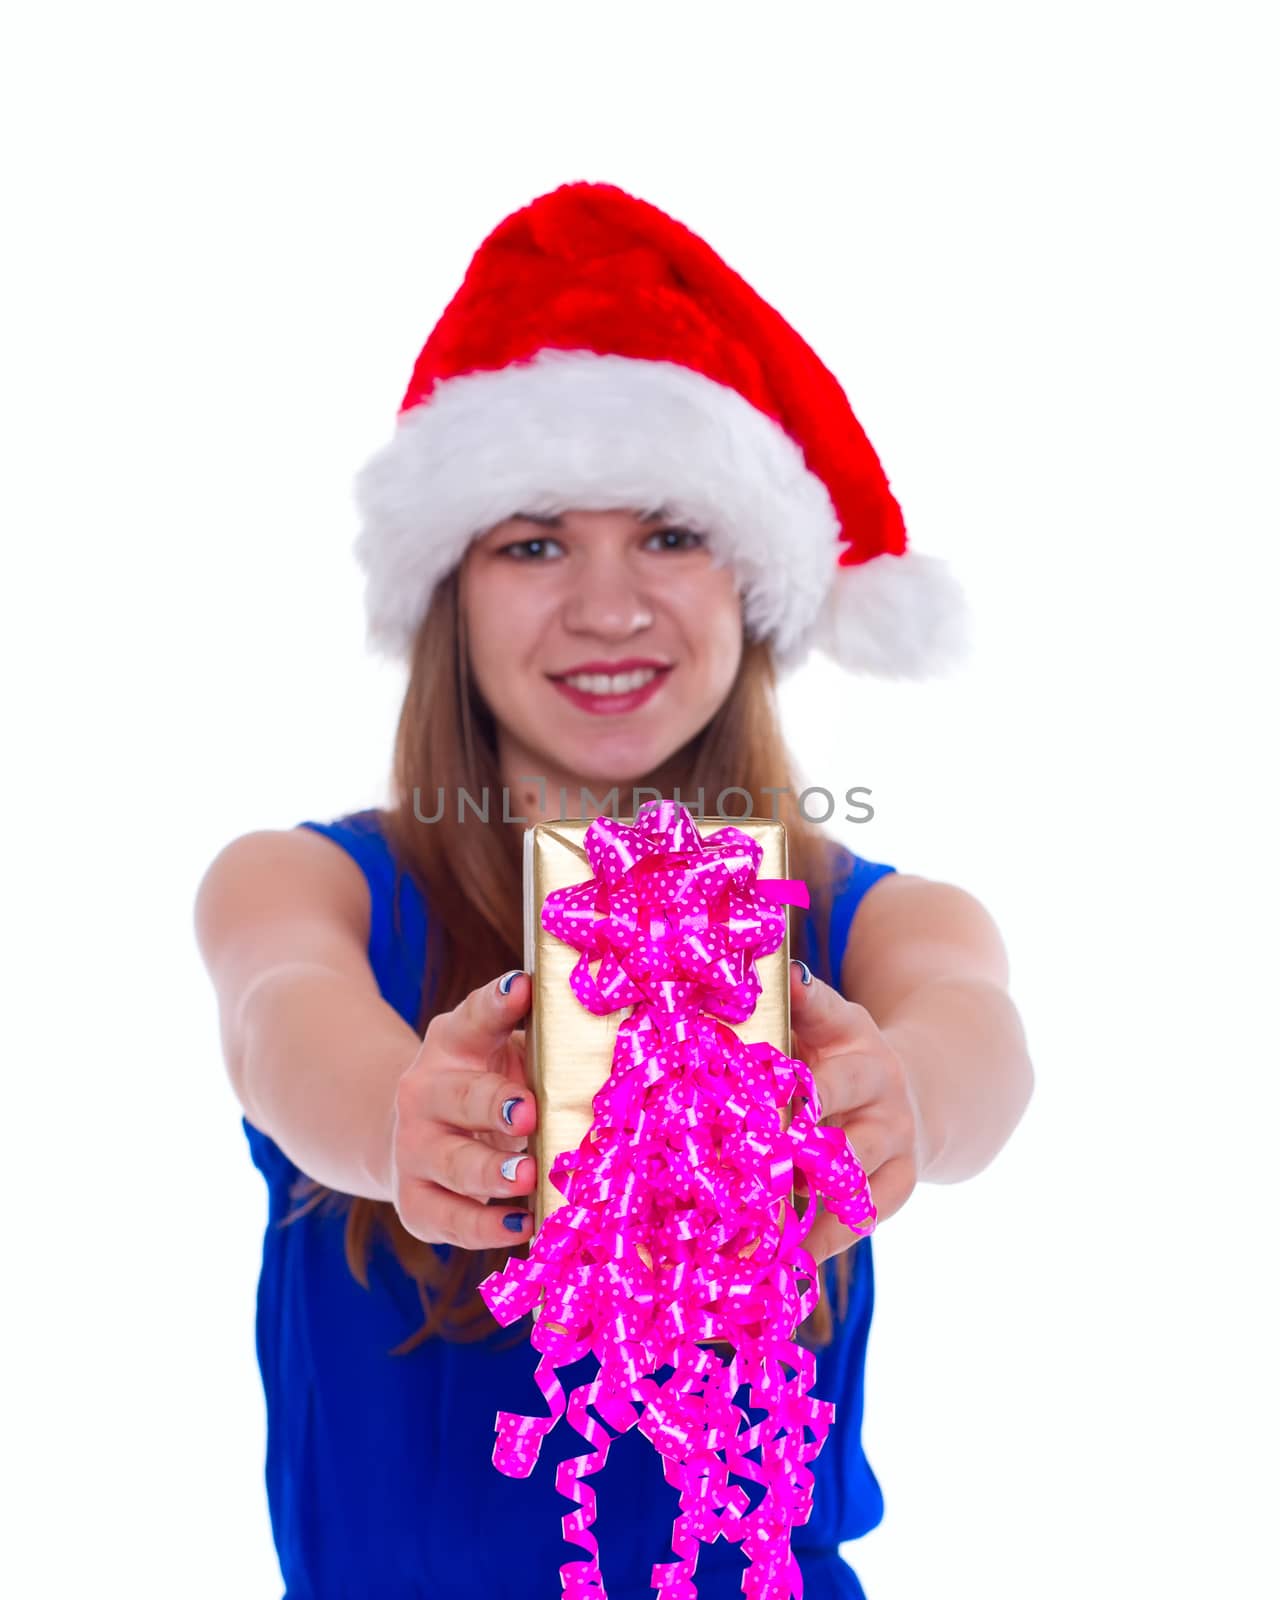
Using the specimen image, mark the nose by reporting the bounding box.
[561,552,656,639]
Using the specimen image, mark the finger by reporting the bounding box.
[802,1195,876,1267]
[429,970,532,1066]
[789,961,878,1060]
[834,1118,883,1179]
[403,1122,538,1203]
[418,1065,538,1137]
[809,1056,879,1122]
[489,1035,533,1152]
[502,1026,530,1088]
[398,1177,533,1250]
[817,1099,897,1181]
[866,1156,915,1226]
[802,1205,857,1269]
[802,1152,915,1263]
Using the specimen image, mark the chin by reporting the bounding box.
[558,736,680,795]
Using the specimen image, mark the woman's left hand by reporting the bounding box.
[788,960,925,1264]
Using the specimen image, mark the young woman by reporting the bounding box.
[195,182,1034,1600]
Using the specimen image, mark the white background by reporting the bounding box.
[5,3,1276,1596]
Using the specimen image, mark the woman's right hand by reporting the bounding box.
[389,970,538,1248]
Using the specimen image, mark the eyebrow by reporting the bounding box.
[512,507,672,528]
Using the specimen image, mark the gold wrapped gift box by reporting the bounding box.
[520,816,798,1347]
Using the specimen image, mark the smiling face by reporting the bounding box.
[458,507,744,808]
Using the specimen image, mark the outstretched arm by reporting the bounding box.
[790,872,1034,1262]
[846,872,1034,1183]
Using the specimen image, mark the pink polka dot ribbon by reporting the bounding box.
[479,799,876,1600]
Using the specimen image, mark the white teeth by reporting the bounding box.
[563,668,660,694]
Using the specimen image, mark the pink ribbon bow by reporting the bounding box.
[479,800,876,1600]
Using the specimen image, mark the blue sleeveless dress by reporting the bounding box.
[242,810,897,1600]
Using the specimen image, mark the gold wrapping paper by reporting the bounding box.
[521,815,797,1344]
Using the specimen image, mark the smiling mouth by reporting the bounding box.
[546,663,674,714]
[552,666,667,694]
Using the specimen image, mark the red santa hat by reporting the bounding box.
[354,180,969,679]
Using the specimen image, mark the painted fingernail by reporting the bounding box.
[503,1211,529,1232]
[497,969,526,996]
[791,958,813,986]
[500,1154,530,1183]
[501,1096,525,1127]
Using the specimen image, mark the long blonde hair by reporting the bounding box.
[281,567,860,1354]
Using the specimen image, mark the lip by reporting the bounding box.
[548,662,674,717]
[548,657,672,678]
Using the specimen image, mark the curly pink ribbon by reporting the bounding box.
[479,800,876,1600]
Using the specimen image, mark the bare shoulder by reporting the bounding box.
[840,869,1011,1016]
[193,826,375,1003]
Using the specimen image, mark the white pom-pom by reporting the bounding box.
[790,551,972,680]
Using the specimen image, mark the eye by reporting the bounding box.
[497,536,565,560]
[645,526,706,552]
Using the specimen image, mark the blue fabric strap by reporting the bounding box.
[296,810,428,1025]
[825,851,898,991]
